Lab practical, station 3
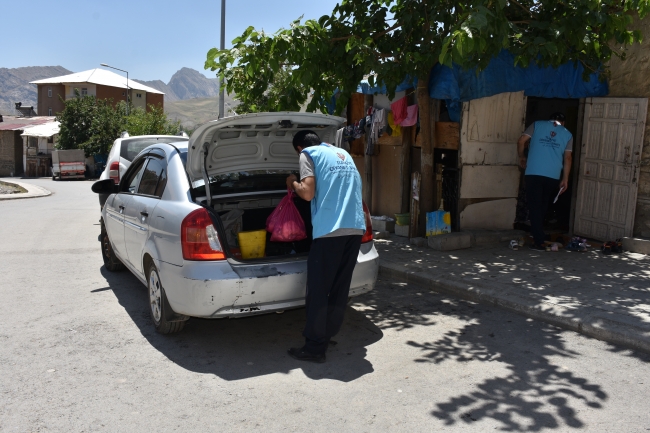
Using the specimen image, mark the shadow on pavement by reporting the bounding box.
[357,278,617,431]
[377,239,650,361]
[100,266,382,383]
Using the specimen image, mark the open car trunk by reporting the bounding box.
[207,192,313,261]
[186,112,345,262]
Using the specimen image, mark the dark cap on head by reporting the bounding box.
[550,112,566,122]
[292,130,321,151]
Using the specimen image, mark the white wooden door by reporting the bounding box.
[574,97,648,240]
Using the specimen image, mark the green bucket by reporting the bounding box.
[394,213,410,226]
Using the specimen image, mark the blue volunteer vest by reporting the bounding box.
[525,120,573,180]
[302,143,366,239]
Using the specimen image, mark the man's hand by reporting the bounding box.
[519,156,527,169]
[559,179,568,194]
[286,174,298,191]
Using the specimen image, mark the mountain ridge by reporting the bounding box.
[0,66,226,115]
[0,66,72,115]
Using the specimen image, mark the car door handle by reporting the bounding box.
[140,211,149,217]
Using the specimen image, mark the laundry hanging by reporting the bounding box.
[390,97,408,125]
[400,105,418,127]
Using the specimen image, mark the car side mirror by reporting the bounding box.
[91,179,118,194]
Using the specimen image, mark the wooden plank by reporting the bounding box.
[363,94,374,211]
[410,172,421,238]
[459,165,520,198]
[434,122,460,150]
[461,142,518,165]
[377,133,402,146]
[460,199,517,230]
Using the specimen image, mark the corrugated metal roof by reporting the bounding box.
[20,121,60,138]
[30,68,164,94]
[0,117,56,131]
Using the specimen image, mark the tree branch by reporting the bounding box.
[329,21,401,43]
[510,0,534,17]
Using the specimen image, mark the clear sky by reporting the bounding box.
[3,0,341,82]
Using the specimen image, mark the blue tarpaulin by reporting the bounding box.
[429,51,608,122]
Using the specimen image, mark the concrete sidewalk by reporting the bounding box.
[0,178,51,200]
[377,235,650,353]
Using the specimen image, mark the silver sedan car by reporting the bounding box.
[93,112,379,334]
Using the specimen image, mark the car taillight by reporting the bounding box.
[361,202,373,243]
[181,208,226,261]
[109,161,120,184]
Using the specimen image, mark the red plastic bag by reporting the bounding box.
[266,190,307,242]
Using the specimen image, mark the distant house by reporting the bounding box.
[0,116,56,177]
[31,68,165,116]
[21,121,60,177]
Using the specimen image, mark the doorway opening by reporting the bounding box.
[515,97,580,235]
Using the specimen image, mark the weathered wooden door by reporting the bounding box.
[459,91,527,229]
[574,97,648,240]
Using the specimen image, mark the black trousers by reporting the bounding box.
[303,235,362,355]
[525,175,559,246]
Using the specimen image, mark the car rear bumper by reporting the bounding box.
[158,241,379,318]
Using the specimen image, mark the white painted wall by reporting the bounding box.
[130,90,147,110]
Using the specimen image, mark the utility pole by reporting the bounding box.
[100,63,129,115]
[218,0,226,119]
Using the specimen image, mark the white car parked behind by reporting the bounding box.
[97,133,188,208]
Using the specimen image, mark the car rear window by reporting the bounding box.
[120,139,163,161]
[192,170,293,197]
[120,137,187,162]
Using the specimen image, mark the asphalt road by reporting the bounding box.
[2,178,650,432]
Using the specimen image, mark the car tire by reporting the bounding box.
[147,263,185,334]
[101,224,125,272]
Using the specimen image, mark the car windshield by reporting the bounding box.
[192,170,292,197]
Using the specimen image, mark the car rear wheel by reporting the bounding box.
[148,264,185,334]
[101,224,125,271]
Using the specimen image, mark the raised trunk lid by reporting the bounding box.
[186,112,345,182]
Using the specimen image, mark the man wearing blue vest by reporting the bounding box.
[517,113,573,250]
[285,130,366,363]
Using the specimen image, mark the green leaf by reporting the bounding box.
[471,12,488,29]
[300,69,312,86]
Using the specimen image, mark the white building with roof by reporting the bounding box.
[31,68,164,116]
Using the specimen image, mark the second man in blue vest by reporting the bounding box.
[517,112,573,250]
[286,130,366,363]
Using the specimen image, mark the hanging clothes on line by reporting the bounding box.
[387,112,401,137]
[334,127,345,148]
[400,105,419,127]
[390,96,408,125]
[370,108,385,145]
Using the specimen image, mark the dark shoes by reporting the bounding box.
[528,243,546,251]
[288,347,326,363]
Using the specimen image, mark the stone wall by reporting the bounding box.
[608,14,650,236]
[0,130,23,177]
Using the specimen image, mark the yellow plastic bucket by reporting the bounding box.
[394,213,410,226]
[237,229,267,259]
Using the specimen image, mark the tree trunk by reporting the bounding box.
[417,75,437,237]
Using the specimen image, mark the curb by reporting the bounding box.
[379,260,650,354]
[0,180,52,201]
